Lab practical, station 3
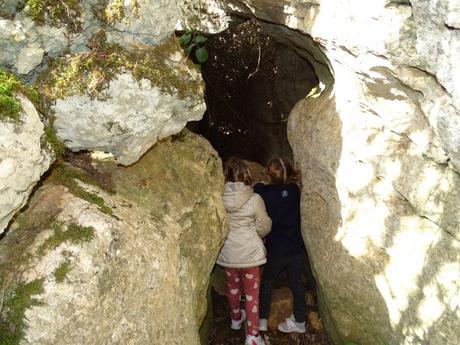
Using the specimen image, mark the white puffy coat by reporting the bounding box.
[217,182,272,268]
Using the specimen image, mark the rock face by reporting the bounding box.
[105,0,179,46]
[0,15,68,75]
[0,130,227,345]
[197,1,460,344]
[51,69,205,166]
[0,95,54,235]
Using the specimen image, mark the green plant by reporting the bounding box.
[38,34,203,102]
[47,161,114,215]
[41,124,66,158]
[178,30,209,64]
[53,260,72,283]
[24,0,83,32]
[0,279,44,345]
[0,69,39,123]
[37,222,95,256]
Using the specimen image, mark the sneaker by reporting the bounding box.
[259,318,268,332]
[245,334,266,345]
[231,309,246,330]
[277,315,306,333]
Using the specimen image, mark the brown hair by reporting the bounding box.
[224,157,252,185]
[266,157,300,185]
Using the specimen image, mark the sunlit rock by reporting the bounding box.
[104,0,179,46]
[0,130,227,345]
[200,0,460,344]
[41,38,205,166]
[178,0,230,34]
[0,95,54,235]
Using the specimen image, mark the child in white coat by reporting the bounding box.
[217,157,272,345]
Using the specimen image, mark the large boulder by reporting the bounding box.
[196,1,460,344]
[0,94,54,235]
[0,130,227,345]
[39,37,205,166]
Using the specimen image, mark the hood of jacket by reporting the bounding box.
[223,182,253,213]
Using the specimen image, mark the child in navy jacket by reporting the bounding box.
[254,157,307,333]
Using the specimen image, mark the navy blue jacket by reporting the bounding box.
[254,183,304,257]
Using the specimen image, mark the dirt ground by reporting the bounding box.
[208,288,332,345]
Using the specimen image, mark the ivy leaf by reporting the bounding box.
[184,44,196,56]
[193,35,207,44]
[195,47,209,63]
[179,33,192,46]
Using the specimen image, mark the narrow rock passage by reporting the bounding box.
[189,17,331,345]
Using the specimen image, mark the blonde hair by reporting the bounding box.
[266,157,300,185]
[224,157,252,185]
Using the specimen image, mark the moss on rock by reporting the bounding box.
[23,0,83,32]
[0,279,44,345]
[0,69,40,123]
[47,161,113,215]
[37,32,203,105]
[37,222,94,256]
[53,260,72,283]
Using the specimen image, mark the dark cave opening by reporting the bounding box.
[188,18,319,166]
[188,18,333,345]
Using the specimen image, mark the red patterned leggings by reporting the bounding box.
[225,266,260,336]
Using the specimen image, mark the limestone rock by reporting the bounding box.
[0,130,227,345]
[105,0,179,47]
[289,63,460,345]
[178,0,230,34]
[47,41,205,166]
[205,1,460,344]
[0,0,21,15]
[0,15,68,75]
[0,94,54,235]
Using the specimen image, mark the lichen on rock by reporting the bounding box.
[37,33,206,166]
[0,92,54,235]
[0,130,227,345]
[22,0,83,32]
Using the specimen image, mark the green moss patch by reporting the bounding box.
[24,0,82,32]
[0,279,44,345]
[0,69,39,123]
[53,260,72,283]
[38,32,203,103]
[40,125,66,158]
[37,222,94,256]
[47,161,113,215]
[92,0,139,26]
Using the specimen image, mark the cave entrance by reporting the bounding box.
[188,18,334,344]
[188,18,319,166]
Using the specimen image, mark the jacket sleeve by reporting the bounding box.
[253,194,272,238]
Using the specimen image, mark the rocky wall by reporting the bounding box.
[195,1,460,344]
[0,130,227,345]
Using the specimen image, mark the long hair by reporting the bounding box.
[266,157,300,185]
[224,157,252,185]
